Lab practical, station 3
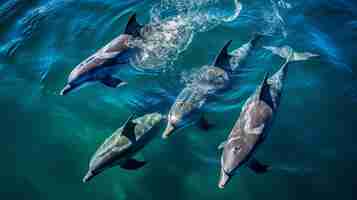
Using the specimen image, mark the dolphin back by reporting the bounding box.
[91,113,164,164]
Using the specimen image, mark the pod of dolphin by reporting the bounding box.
[61,8,318,189]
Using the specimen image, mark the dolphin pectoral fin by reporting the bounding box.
[249,33,264,47]
[101,76,126,88]
[120,158,147,170]
[121,114,137,143]
[217,141,227,150]
[247,158,270,174]
[198,115,213,131]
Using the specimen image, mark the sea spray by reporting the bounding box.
[128,0,242,71]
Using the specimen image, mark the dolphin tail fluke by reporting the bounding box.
[264,46,319,63]
[100,76,127,88]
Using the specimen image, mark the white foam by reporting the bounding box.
[128,0,242,71]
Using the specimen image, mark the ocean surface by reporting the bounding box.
[1,0,357,199]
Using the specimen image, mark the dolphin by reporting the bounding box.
[83,112,164,183]
[60,14,143,95]
[217,46,318,189]
[162,34,263,139]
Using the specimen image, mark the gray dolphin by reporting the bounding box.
[162,34,263,139]
[60,14,143,95]
[83,113,164,183]
[218,46,318,189]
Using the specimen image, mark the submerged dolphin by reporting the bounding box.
[218,46,318,189]
[162,34,263,139]
[60,14,143,95]
[83,113,164,183]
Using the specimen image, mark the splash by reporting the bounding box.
[128,15,195,71]
[277,0,292,9]
[260,0,288,37]
[128,0,242,71]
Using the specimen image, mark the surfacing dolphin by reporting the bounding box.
[83,113,165,183]
[60,14,143,95]
[162,34,263,139]
[218,46,318,189]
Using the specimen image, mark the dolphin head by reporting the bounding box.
[218,139,245,189]
[82,146,116,183]
[83,128,132,183]
[60,34,134,96]
[60,80,87,96]
[162,101,191,139]
[82,152,110,183]
[162,87,206,139]
[218,167,232,189]
[83,169,98,183]
[162,111,181,139]
[83,152,119,183]
[60,66,91,96]
[83,160,109,183]
[60,84,73,96]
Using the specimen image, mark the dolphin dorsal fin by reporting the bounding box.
[257,73,269,100]
[124,13,143,37]
[213,40,233,70]
[121,114,137,143]
[257,73,274,108]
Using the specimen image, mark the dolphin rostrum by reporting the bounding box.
[60,14,143,95]
[83,112,165,183]
[162,34,263,139]
[218,46,318,189]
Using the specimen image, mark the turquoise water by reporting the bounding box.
[1,0,357,199]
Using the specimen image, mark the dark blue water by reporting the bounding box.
[1,0,357,199]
